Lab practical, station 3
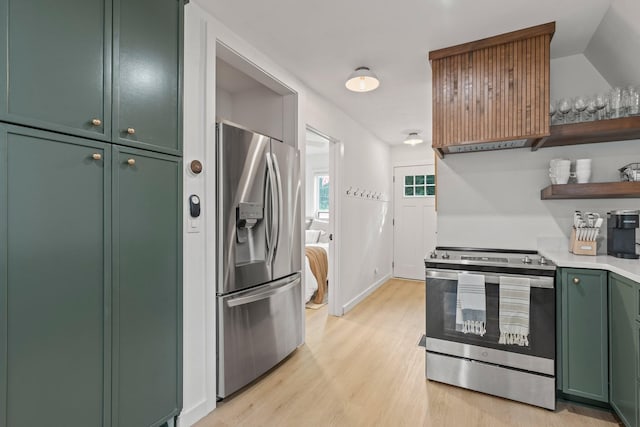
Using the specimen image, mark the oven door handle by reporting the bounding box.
[426,269,554,289]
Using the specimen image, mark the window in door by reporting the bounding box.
[315,174,329,219]
[404,174,436,197]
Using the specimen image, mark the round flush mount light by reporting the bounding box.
[404,132,424,146]
[345,67,380,92]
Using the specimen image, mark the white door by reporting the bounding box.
[393,165,437,280]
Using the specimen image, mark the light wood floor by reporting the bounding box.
[196,278,620,427]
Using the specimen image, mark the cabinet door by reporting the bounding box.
[610,273,637,427]
[113,0,182,155]
[112,147,181,427]
[561,268,608,402]
[0,0,111,140]
[0,125,110,427]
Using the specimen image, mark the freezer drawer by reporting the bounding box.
[217,273,302,398]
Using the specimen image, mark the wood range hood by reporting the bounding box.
[428,22,555,157]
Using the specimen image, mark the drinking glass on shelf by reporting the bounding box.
[549,100,557,124]
[557,98,572,124]
[609,87,622,119]
[626,86,639,116]
[595,93,607,120]
[574,96,587,123]
[586,97,598,121]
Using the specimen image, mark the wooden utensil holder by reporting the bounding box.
[569,228,597,256]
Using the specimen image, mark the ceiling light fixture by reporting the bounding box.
[345,66,380,92]
[404,132,423,146]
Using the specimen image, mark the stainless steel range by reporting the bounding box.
[424,247,556,410]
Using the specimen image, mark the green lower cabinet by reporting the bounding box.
[112,146,181,427]
[0,125,110,427]
[610,273,638,427]
[560,268,609,402]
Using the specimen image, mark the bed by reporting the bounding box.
[304,228,329,303]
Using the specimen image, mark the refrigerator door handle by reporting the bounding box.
[271,153,284,257]
[226,277,301,307]
[265,153,278,266]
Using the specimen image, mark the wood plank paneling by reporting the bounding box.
[430,24,553,150]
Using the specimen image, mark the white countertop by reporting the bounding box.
[538,246,640,283]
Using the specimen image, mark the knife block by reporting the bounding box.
[569,228,597,256]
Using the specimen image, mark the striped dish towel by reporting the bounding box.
[455,273,486,336]
[498,276,531,346]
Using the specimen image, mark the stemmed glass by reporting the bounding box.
[557,98,572,124]
[574,96,587,123]
[595,94,607,120]
[549,100,557,124]
[585,97,598,121]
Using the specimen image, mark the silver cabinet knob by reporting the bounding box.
[127,158,136,166]
[91,118,102,126]
[573,277,580,285]
[91,153,102,160]
[126,127,136,135]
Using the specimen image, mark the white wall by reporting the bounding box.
[304,89,393,311]
[391,143,435,167]
[181,2,393,425]
[436,54,640,251]
[305,153,329,216]
[584,0,640,87]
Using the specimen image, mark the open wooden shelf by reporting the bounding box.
[541,182,640,199]
[532,116,640,150]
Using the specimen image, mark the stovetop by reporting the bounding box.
[425,247,556,271]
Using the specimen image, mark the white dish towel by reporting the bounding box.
[498,276,531,346]
[455,273,486,336]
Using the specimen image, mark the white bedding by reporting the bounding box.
[304,243,329,303]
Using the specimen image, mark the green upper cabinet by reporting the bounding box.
[0,125,110,427]
[610,273,638,427]
[559,268,609,403]
[112,0,182,155]
[112,146,181,427]
[0,0,111,141]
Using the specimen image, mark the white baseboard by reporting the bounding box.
[177,399,213,427]
[342,274,391,314]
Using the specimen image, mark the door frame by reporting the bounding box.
[305,125,342,317]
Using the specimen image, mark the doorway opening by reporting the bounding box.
[303,127,340,317]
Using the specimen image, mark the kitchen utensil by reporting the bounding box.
[619,163,640,182]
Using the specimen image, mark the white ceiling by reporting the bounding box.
[200,0,612,145]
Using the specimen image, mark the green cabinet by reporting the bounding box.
[112,147,181,427]
[0,0,182,155]
[559,268,609,402]
[610,272,639,427]
[0,126,182,427]
[0,125,111,427]
[113,0,182,155]
[0,0,111,141]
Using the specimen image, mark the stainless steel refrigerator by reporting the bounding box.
[216,121,302,398]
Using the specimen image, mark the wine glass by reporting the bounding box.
[595,93,607,120]
[574,96,587,123]
[586,97,598,121]
[549,100,557,124]
[557,98,572,124]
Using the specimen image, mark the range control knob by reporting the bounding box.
[429,250,438,259]
[539,256,548,265]
[522,255,532,264]
[441,252,450,259]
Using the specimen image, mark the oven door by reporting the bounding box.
[425,268,555,374]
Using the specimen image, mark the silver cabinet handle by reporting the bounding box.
[91,118,102,126]
[127,158,136,166]
[91,153,102,160]
[126,127,136,135]
[573,277,580,285]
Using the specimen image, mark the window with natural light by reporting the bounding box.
[315,174,329,219]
